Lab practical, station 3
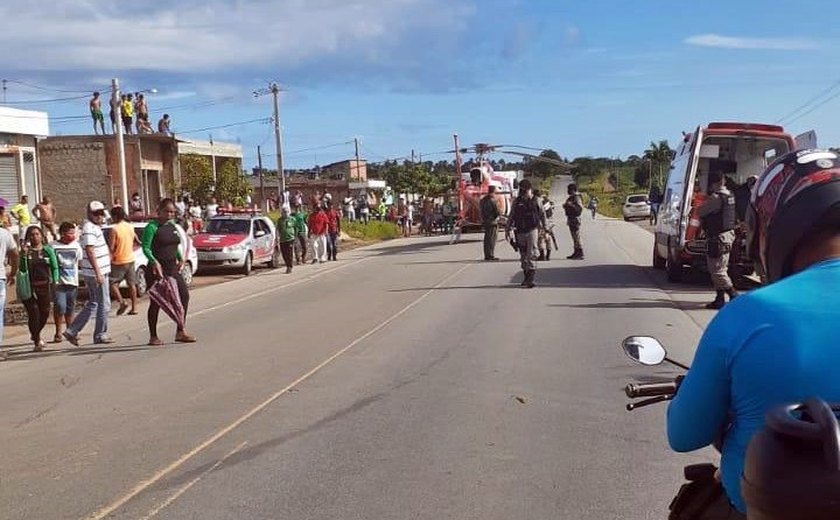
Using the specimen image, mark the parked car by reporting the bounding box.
[193,210,280,275]
[622,194,651,221]
[102,221,199,296]
[652,121,812,282]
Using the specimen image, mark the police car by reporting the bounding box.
[193,209,280,275]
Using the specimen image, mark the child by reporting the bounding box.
[51,222,83,343]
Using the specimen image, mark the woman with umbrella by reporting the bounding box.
[141,198,196,346]
[20,226,59,351]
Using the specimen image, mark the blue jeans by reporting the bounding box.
[67,275,110,342]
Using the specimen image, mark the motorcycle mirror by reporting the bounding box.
[622,336,667,366]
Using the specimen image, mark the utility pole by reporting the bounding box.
[271,83,285,207]
[257,145,266,210]
[354,137,361,181]
[210,134,217,183]
[1,80,6,104]
[112,78,129,208]
[411,149,415,164]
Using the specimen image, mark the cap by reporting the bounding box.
[88,201,106,212]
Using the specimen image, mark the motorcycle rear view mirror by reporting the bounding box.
[622,336,690,370]
[623,336,667,366]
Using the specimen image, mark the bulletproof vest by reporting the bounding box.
[702,189,736,236]
[512,197,540,232]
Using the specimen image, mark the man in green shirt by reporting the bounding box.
[291,205,308,265]
[278,207,297,274]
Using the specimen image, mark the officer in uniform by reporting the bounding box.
[698,170,739,309]
[480,183,500,261]
[506,179,545,288]
[563,183,585,259]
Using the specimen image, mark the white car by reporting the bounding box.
[193,211,280,275]
[103,221,199,295]
[622,194,651,221]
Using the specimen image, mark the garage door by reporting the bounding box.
[0,154,20,207]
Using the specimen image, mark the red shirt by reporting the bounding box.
[308,211,330,235]
[327,209,340,234]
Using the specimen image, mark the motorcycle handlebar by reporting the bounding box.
[625,381,679,399]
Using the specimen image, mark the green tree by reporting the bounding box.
[643,140,673,189]
[180,154,214,203]
[530,149,563,178]
[215,158,251,205]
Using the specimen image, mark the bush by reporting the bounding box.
[342,220,402,241]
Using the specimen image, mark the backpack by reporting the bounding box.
[564,196,583,218]
[512,197,540,231]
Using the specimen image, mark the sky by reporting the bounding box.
[2,0,840,170]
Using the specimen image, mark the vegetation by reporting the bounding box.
[267,211,402,243]
[179,154,251,205]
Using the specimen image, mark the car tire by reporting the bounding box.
[652,245,666,270]
[135,266,148,296]
[623,216,630,221]
[181,263,193,286]
[241,252,253,276]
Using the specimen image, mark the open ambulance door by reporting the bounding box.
[795,130,818,151]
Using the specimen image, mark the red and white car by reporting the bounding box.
[193,209,280,275]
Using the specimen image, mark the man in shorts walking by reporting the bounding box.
[107,207,138,316]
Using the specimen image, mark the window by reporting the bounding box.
[628,195,648,204]
[206,218,250,235]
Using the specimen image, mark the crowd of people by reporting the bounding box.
[89,91,172,137]
[0,196,197,360]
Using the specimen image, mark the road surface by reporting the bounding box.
[0,178,724,520]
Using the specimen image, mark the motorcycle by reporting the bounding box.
[621,336,730,519]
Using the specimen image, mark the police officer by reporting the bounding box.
[563,183,584,259]
[699,170,739,309]
[533,189,548,261]
[506,179,545,288]
[480,183,500,261]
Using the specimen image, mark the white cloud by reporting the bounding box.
[685,34,821,51]
[0,0,474,73]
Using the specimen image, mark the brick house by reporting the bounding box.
[38,135,242,220]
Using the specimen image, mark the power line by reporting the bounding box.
[285,140,354,156]
[154,95,239,112]
[4,79,104,94]
[777,80,840,124]
[176,117,271,135]
[0,93,89,105]
[784,88,840,126]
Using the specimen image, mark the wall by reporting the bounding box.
[38,139,111,221]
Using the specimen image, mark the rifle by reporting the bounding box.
[545,223,559,250]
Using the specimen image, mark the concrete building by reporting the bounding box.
[38,135,242,220]
[322,159,367,181]
[0,107,49,208]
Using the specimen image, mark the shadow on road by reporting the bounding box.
[370,236,481,257]
[3,343,184,362]
[549,297,707,311]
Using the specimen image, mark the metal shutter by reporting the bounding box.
[0,154,20,205]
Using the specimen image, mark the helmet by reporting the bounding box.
[747,149,840,283]
[742,398,840,520]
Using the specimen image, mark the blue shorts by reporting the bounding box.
[53,285,78,315]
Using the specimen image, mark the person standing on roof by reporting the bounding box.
[121,94,134,135]
[506,179,545,288]
[90,92,105,135]
[699,169,739,309]
[157,114,172,136]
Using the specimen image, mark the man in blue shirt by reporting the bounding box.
[667,149,840,517]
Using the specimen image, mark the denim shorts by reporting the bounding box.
[53,285,78,315]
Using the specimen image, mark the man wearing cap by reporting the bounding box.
[64,201,113,345]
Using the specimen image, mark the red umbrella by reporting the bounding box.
[147,276,185,330]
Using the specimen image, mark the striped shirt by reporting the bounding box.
[79,220,111,277]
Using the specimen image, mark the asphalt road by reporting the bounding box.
[0,178,725,520]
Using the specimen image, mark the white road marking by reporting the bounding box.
[83,263,472,520]
[140,441,249,520]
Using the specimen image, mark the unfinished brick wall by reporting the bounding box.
[38,140,112,222]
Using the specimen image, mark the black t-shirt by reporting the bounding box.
[152,221,181,265]
[27,249,51,284]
